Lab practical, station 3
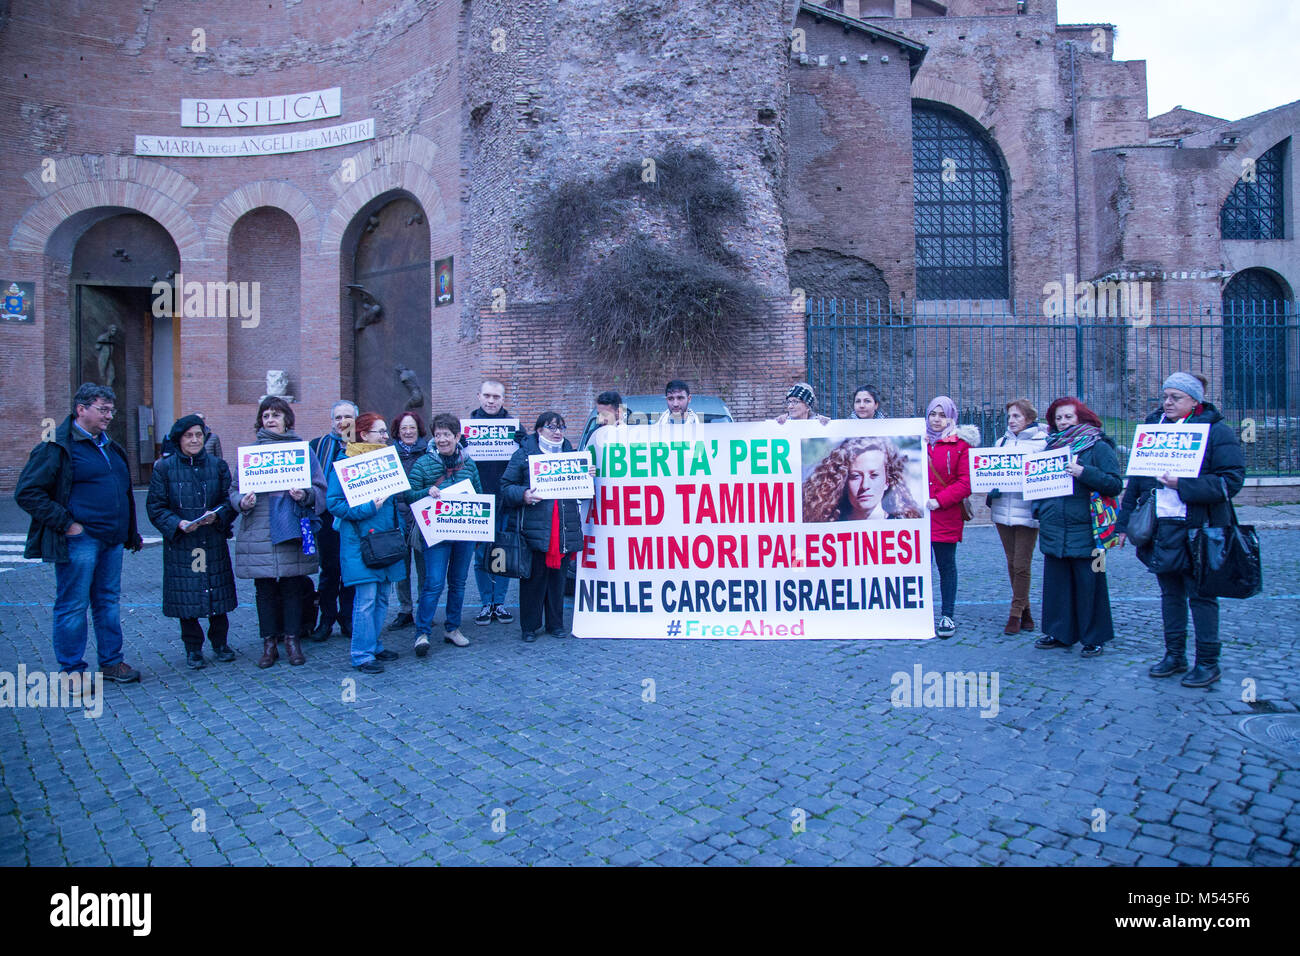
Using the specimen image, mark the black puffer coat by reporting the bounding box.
[499,433,584,554]
[1033,436,1124,559]
[1117,403,1245,574]
[147,449,238,618]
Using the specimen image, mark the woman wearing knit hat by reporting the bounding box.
[775,382,830,425]
[1116,372,1245,688]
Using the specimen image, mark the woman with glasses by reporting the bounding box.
[231,397,327,668]
[405,413,482,656]
[326,412,407,674]
[499,411,588,642]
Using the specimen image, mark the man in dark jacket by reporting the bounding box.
[14,384,143,681]
[308,400,357,642]
[1117,373,1246,688]
[467,379,522,625]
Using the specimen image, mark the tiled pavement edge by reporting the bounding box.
[1,522,1297,866]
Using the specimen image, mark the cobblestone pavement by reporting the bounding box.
[1,522,1297,866]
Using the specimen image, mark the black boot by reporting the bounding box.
[1149,633,1188,678]
[1181,640,1221,688]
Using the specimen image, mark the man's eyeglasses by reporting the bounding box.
[88,405,115,416]
[541,422,565,432]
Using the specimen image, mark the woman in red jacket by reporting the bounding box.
[925,396,975,639]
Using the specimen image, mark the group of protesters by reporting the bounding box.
[15,368,1242,689]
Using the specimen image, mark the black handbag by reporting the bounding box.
[360,526,406,569]
[1190,480,1261,599]
[479,507,532,579]
[1125,489,1157,548]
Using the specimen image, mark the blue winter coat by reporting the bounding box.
[326,466,407,587]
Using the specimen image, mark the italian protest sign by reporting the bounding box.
[529,452,595,500]
[573,419,932,640]
[461,419,520,462]
[412,493,496,547]
[332,445,411,507]
[1126,423,1210,478]
[237,441,312,494]
[1021,447,1073,501]
[968,447,1025,493]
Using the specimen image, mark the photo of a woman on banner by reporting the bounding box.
[803,436,924,522]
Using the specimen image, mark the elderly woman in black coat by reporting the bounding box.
[147,415,239,668]
[1117,372,1245,688]
[498,410,588,642]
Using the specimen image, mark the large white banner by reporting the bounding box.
[237,441,312,494]
[1126,424,1210,478]
[573,420,932,640]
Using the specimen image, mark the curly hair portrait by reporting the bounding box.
[803,437,922,523]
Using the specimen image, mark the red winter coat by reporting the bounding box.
[927,435,972,544]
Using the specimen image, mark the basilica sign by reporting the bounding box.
[181,87,342,127]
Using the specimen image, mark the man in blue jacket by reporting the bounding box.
[14,383,144,681]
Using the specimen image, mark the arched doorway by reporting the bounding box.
[341,193,431,420]
[70,211,181,483]
[1222,269,1292,410]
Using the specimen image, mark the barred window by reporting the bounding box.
[1223,268,1291,409]
[1220,140,1287,240]
[913,104,1009,300]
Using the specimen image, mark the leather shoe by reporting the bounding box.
[1020,609,1035,632]
[1034,635,1069,650]
[309,621,333,643]
[374,649,399,662]
[1003,615,1022,635]
[521,631,537,643]
[1148,654,1188,678]
[284,633,306,666]
[386,612,414,631]
[212,645,236,663]
[257,637,278,669]
[1181,662,1221,688]
[354,660,384,674]
[186,650,206,669]
[1080,644,1103,658]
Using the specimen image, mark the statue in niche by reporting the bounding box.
[262,369,293,403]
[396,366,425,410]
[347,284,384,331]
[94,325,120,389]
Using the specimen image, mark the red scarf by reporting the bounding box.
[546,500,563,569]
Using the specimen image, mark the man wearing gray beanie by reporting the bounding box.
[1116,371,1245,688]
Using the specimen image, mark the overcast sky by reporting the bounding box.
[1056,0,1300,121]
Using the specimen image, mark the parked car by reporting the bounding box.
[577,394,734,450]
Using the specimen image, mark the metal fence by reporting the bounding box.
[805,299,1300,476]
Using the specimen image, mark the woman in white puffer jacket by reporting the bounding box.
[988,399,1049,635]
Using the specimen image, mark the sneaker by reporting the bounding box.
[354,660,384,674]
[102,662,141,684]
[1081,644,1103,658]
[936,616,955,639]
[474,605,494,626]
[374,649,399,662]
[386,612,414,632]
[492,604,514,624]
[212,645,236,663]
[444,629,470,647]
[414,634,431,658]
[185,651,206,670]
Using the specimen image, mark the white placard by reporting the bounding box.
[136,118,374,158]
[181,87,342,128]
[237,441,312,494]
[411,493,496,546]
[968,446,1025,493]
[529,452,594,500]
[461,419,520,462]
[332,445,411,507]
[1126,424,1211,478]
[440,479,475,498]
[1022,447,1074,501]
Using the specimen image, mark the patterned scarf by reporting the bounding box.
[1044,422,1102,455]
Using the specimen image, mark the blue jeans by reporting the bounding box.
[418,540,475,634]
[53,534,125,673]
[474,543,509,605]
[351,581,389,666]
